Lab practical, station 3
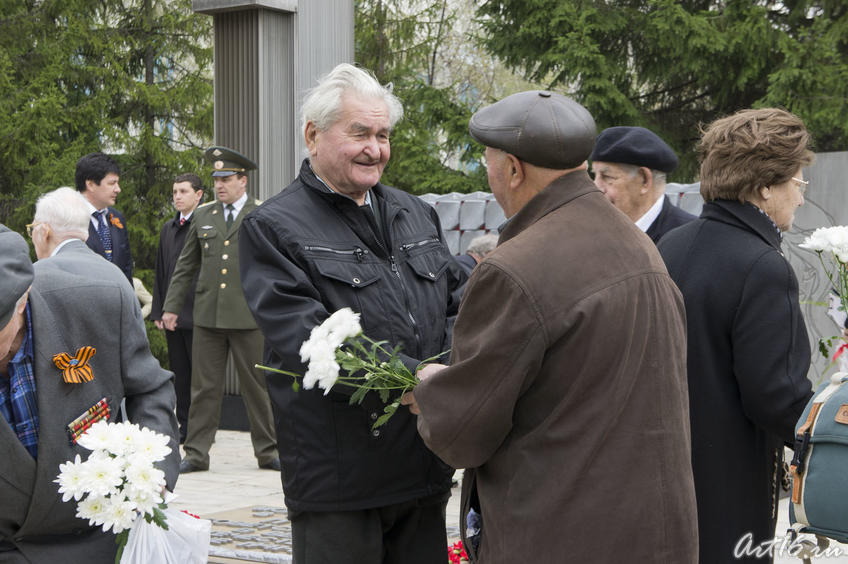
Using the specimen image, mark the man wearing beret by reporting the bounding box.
[75,152,134,283]
[402,91,698,562]
[590,126,696,243]
[162,146,278,474]
[0,223,179,562]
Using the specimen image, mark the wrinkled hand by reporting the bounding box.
[162,312,178,331]
[401,363,448,415]
[154,320,164,330]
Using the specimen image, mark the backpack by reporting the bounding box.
[789,372,848,542]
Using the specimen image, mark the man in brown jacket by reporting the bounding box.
[403,91,698,563]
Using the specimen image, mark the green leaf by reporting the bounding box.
[349,385,369,406]
[372,400,400,429]
[114,529,130,564]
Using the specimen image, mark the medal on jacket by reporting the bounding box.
[53,346,97,383]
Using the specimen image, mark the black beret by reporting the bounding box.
[469,91,596,169]
[206,146,258,177]
[589,126,678,173]
[0,225,34,328]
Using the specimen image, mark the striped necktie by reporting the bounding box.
[94,211,113,260]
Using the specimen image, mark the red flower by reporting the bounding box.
[181,510,201,519]
[448,540,469,563]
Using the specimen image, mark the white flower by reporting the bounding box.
[323,308,362,345]
[99,495,138,534]
[55,454,88,502]
[77,420,121,453]
[303,354,340,393]
[801,226,848,257]
[132,426,172,462]
[124,459,166,497]
[81,455,124,497]
[124,483,161,516]
[76,494,109,526]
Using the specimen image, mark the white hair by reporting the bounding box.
[301,63,404,133]
[34,186,91,239]
[466,233,499,257]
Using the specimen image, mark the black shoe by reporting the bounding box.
[259,458,281,471]
[179,459,208,474]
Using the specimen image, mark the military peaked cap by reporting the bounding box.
[205,146,258,177]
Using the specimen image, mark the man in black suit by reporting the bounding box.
[590,126,695,243]
[75,152,133,282]
[150,173,204,443]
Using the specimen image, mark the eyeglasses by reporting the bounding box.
[25,222,40,238]
[791,177,809,195]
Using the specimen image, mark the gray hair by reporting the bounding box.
[34,186,91,239]
[301,63,404,133]
[466,233,499,257]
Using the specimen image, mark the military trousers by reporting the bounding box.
[182,326,277,468]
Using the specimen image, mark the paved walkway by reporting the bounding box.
[172,431,848,563]
[170,431,462,563]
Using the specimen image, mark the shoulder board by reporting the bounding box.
[197,201,216,209]
[254,199,263,205]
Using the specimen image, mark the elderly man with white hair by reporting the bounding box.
[239,63,466,563]
[0,193,178,561]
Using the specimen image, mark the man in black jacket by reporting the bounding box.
[239,63,465,564]
[590,126,695,243]
[150,173,204,443]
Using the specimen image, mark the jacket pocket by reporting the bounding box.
[406,250,449,282]
[196,228,218,256]
[312,258,380,289]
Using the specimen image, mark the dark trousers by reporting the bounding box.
[290,492,449,564]
[165,327,192,442]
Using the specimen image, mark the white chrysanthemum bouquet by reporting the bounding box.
[258,307,444,428]
[55,420,171,563]
[800,226,848,369]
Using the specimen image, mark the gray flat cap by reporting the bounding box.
[0,225,34,328]
[469,91,596,169]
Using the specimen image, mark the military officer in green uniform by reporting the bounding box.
[162,146,278,473]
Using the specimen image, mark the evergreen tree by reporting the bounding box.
[0,0,213,277]
[355,0,489,194]
[476,0,848,180]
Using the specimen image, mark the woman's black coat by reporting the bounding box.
[658,200,813,563]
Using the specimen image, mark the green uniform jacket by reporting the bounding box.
[163,198,261,329]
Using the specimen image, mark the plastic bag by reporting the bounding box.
[121,507,211,564]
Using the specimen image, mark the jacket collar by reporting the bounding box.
[701,199,782,251]
[298,158,407,218]
[499,170,599,245]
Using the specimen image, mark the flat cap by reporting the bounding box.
[589,126,678,173]
[469,91,596,169]
[205,146,258,177]
[0,225,34,328]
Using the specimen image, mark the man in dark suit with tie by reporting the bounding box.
[150,173,204,443]
[162,147,277,474]
[75,152,133,282]
[590,126,696,243]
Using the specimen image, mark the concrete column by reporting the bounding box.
[193,0,353,200]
